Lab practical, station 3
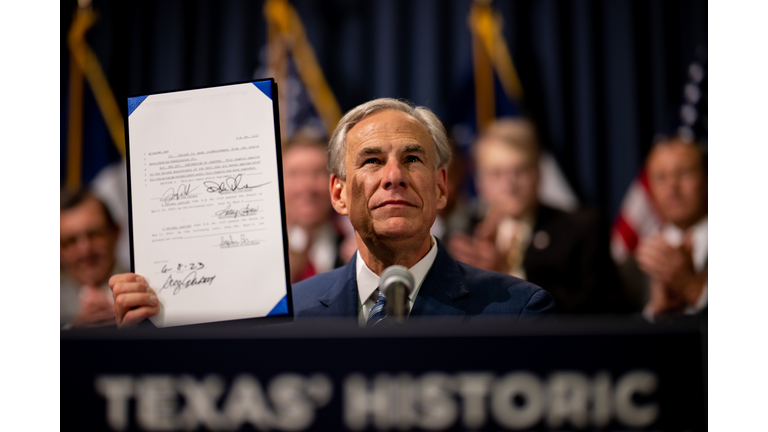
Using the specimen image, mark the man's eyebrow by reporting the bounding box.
[359,146,383,155]
[403,144,426,153]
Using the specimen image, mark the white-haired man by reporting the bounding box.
[109,99,555,327]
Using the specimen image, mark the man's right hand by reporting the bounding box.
[109,273,160,328]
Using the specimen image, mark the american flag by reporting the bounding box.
[610,46,707,263]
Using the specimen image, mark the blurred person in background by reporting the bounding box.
[60,190,124,328]
[283,129,355,283]
[431,141,472,241]
[635,136,707,321]
[447,118,623,314]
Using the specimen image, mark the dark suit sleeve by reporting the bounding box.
[525,207,625,314]
[518,288,557,323]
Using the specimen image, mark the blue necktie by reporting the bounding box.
[366,289,387,328]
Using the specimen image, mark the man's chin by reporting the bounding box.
[372,219,426,241]
[74,267,111,287]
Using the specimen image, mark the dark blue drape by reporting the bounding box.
[60,0,707,220]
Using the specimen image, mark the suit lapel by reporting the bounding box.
[316,254,359,317]
[310,241,469,320]
[411,239,468,322]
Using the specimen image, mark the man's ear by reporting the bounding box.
[330,174,349,216]
[435,166,448,211]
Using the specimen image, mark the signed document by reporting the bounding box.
[126,80,290,327]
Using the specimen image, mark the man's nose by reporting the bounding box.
[74,234,95,255]
[668,175,683,193]
[382,158,408,189]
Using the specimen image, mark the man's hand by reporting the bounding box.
[70,285,116,328]
[473,199,517,242]
[637,234,706,315]
[447,232,508,273]
[109,273,160,328]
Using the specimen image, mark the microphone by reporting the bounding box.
[379,265,415,326]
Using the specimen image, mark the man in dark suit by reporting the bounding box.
[448,118,623,314]
[109,99,554,327]
[634,136,707,321]
[292,237,553,323]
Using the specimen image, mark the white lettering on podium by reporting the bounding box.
[95,370,659,430]
[95,373,332,431]
[343,370,659,430]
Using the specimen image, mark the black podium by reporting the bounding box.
[61,317,706,431]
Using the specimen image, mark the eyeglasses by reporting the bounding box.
[478,166,536,180]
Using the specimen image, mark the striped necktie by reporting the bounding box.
[366,289,387,328]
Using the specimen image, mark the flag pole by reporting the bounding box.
[66,0,127,190]
[65,1,94,192]
[469,0,496,132]
[264,0,342,138]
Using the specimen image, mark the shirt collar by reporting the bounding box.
[356,236,439,304]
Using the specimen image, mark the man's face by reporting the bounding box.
[475,138,539,219]
[647,140,707,229]
[283,144,332,228]
[330,110,447,244]
[60,198,118,286]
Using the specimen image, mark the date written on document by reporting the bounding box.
[161,262,206,273]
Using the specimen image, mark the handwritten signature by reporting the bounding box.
[219,234,262,248]
[214,204,260,219]
[159,271,216,295]
[161,183,198,203]
[204,175,270,194]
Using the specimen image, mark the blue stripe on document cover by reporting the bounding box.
[267,295,288,316]
[252,81,273,100]
[128,95,149,116]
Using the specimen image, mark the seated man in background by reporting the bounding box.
[110,99,555,328]
[60,190,123,328]
[282,130,355,283]
[636,136,707,320]
[448,118,623,314]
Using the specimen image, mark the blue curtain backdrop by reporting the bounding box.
[60,0,707,220]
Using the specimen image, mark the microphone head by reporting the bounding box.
[380,265,415,295]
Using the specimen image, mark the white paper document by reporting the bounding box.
[126,80,290,327]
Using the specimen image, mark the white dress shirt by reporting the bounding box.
[355,236,439,326]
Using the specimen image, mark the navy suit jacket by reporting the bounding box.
[291,239,556,324]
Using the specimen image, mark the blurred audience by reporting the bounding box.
[60,190,123,328]
[447,118,623,314]
[283,130,355,283]
[431,142,472,241]
[634,136,708,321]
